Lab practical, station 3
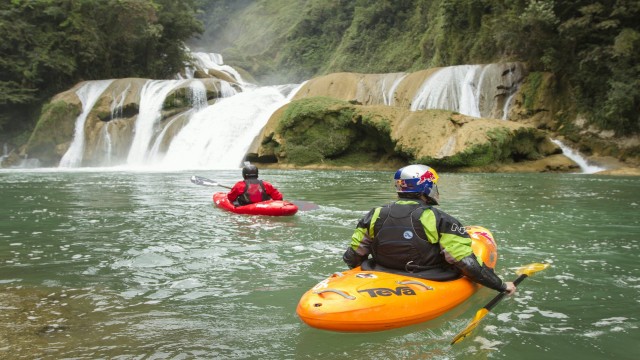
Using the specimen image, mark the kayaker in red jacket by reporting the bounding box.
[343,164,516,295]
[227,164,283,206]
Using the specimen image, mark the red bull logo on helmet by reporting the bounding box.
[416,169,438,185]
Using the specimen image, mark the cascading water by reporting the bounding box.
[382,73,408,106]
[409,63,522,119]
[126,80,188,166]
[59,80,114,167]
[0,143,8,164]
[99,84,131,166]
[551,139,606,174]
[189,52,245,84]
[501,67,518,120]
[110,83,130,119]
[159,85,298,170]
[47,56,603,173]
[410,65,481,115]
[459,67,482,117]
[189,80,208,110]
[144,79,218,163]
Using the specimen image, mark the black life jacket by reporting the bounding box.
[370,201,447,272]
[238,179,271,205]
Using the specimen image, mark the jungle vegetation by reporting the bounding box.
[1,0,638,141]
[0,0,202,136]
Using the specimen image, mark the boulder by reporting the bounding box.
[249,97,572,171]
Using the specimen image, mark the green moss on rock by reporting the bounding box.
[275,97,404,166]
[25,100,81,166]
[418,127,548,170]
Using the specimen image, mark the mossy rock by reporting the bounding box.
[24,100,82,166]
[275,97,404,166]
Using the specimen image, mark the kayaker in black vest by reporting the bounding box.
[342,164,516,295]
[227,164,283,206]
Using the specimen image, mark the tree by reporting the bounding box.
[0,0,203,133]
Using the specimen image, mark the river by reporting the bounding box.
[1,169,638,359]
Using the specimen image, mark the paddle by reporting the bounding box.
[190,175,320,211]
[450,262,550,345]
[190,175,231,189]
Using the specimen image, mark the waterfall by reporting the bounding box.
[126,80,187,165]
[44,59,546,171]
[189,80,208,110]
[459,67,481,117]
[502,92,516,120]
[102,123,113,166]
[159,86,295,170]
[411,65,480,115]
[189,52,245,84]
[382,73,408,106]
[410,63,522,119]
[0,143,8,164]
[50,52,305,170]
[110,83,130,119]
[501,67,518,120]
[551,139,606,174]
[59,80,114,167]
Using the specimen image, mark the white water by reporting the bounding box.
[59,80,114,167]
[0,143,8,164]
[501,67,518,120]
[551,139,606,174]
[410,63,523,119]
[159,85,298,170]
[47,57,606,174]
[411,65,481,115]
[126,80,188,165]
[459,66,481,117]
[189,52,245,84]
[189,80,208,110]
[110,83,130,119]
[382,73,408,106]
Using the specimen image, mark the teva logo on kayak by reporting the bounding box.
[358,286,416,297]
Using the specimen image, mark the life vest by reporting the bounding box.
[370,201,446,272]
[237,179,271,205]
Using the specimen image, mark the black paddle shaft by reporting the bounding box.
[483,273,528,311]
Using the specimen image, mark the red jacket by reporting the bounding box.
[227,179,283,205]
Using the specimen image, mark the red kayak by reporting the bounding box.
[212,192,298,216]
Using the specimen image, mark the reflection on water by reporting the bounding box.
[1,169,639,359]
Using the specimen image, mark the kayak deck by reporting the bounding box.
[212,192,298,216]
[296,225,498,332]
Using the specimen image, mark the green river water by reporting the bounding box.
[1,169,638,359]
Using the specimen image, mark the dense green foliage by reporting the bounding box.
[3,0,639,141]
[0,0,203,133]
[199,0,639,136]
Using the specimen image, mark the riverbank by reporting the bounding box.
[253,153,640,176]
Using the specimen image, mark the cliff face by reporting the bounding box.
[247,66,639,173]
[15,62,638,173]
[248,97,576,172]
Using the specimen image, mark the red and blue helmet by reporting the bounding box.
[394,164,440,205]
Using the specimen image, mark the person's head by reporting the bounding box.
[394,164,440,205]
[242,164,259,179]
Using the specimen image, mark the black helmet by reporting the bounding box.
[242,164,259,179]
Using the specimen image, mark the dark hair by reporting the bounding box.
[398,192,421,199]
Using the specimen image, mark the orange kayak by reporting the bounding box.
[296,225,498,332]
